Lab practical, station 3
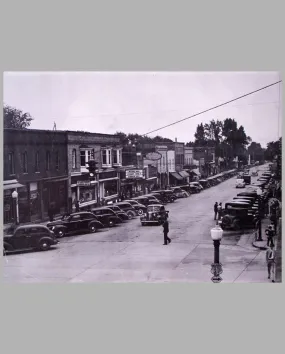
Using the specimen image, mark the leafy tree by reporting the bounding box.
[264,138,281,161]
[194,123,207,146]
[4,104,34,129]
[248,142,265,163]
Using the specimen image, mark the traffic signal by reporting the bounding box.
[87,159,98,180]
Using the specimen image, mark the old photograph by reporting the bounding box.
[2,71,282,283]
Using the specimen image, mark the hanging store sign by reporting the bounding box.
[77,181,91,187]
[146,152,162,161]
[126,169,145,179]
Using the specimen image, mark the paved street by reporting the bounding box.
[3,167,271,283]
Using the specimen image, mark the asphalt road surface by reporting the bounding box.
[3,165,270,283]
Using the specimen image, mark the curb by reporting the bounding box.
[252,241,267,251]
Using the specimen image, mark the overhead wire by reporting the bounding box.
[142,80,282,136]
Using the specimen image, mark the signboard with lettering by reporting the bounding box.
[146,152,162,161]
[77,181,91,187]
[126,169,145,179]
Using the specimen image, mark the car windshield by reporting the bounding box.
[111,206,121,211]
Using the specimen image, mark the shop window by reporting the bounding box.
[102,148,112,167]
[22,151,28,173]
[35,151,40,172]
[104,180,118,197]
[8,152,15,175]
[55,151,60,170]
[72,149,77,169]
[46,151,51,171]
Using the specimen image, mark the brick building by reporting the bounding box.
[3,129,68,224]
[66,131,122,210]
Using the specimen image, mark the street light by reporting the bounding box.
[12,190,19,225]
[210,222,224,283]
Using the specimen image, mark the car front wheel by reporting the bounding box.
[56,229,65,238]
[89,224,97,233]
[38,239,51,251]
[127,211,134,220]
[138,209,144,216]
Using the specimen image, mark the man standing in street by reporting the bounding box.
[217,203,222,220]
[214,202,218,220]
[162,218,171,245]
[266,244,276,282]
[265,225,275,247]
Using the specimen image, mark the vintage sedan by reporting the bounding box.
[4,224,59,254]
[47,212,104,237]
[220,206,258,231]
[140,204,169,226]
[171,187,190,198]
[124,199,147,216]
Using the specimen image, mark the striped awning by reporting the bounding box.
[3,182,24,190]
[170,172,183,180]
[179,170,190,178]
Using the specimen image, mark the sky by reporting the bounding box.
[3,71,282,148]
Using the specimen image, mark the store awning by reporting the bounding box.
[179,171,190,179]
[170,172,183,180]
[3,182,24,190]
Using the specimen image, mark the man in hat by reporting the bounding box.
[162,218,171,245]
[214,202,218,220]
[266,244,276,282]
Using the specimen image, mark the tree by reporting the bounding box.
[248,142,265,163]
[4,104,34,129]
[194,123,207,146]
[264,138,281,161]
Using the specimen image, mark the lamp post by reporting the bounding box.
[256,187,263,241]
[12,190,19,225]
[210,222,224,283]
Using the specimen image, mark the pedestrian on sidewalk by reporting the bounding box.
[264,202,269,217]
[270,213,278,233]
[48,203,55,222]
[162,219,171,245]
[217,203,222,220]
[75,200,80,212]
[265,225,275,247]
[266,244,276,282]
[214,202,218,220]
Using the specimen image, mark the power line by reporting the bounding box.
[142,80,282,136]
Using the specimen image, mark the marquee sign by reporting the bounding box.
[126,169,145,179]
[146,152,162,161]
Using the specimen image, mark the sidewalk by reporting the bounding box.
[252,216,282,282]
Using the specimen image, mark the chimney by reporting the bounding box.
[175,137,177,142]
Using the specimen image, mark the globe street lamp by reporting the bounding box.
[12,190,19,225]
[210,222,224,283]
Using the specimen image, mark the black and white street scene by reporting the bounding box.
[3,72,282,283]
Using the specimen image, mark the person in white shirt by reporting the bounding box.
[266,244,276,282]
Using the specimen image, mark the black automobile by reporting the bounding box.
[103,205,129,221]
[140,204,169,226]
[151,190,176,203]
[47,212,104,238]
[4,224,59,254]
[113,202,137,219]
[124,199,147,216]
[132,196,162,207]
[148,192,168,204]
[198,180,210,189]
[220,205,258,231]
[91,207,123,226]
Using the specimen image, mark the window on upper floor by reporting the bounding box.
[112,149,122,166]
[22,151,28,173]
[72,149,77,169]
[80,149,95,167]
[8,152,15,175]
[55,151,60,170]
[102,148,112,166]
[35,151,40,172]
[46,151,50,171]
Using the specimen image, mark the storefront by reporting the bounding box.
[178,170,190,184]
[169,172,183,186]
[120,168,146,198]
[29,182,41,222]
[3,180,25,225]
[42,178,68,217]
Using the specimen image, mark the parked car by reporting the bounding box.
[132,196,161,207]
[198,179,210,189]
[251,169,258,176]
[151,190,176,203]
[220,206,258,231]
[101,206,129,221]
[236,178,246,188]
[113,202,137,219]
[190,182,203,190]
[4,224,59,254]
[242,174,251,185]
[124,199,147,216]
[47,212,104,237]
[171,187,189,198]
[91,207,124,226]
[140,204,169,226]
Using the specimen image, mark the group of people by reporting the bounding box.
[214,202,223,221]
